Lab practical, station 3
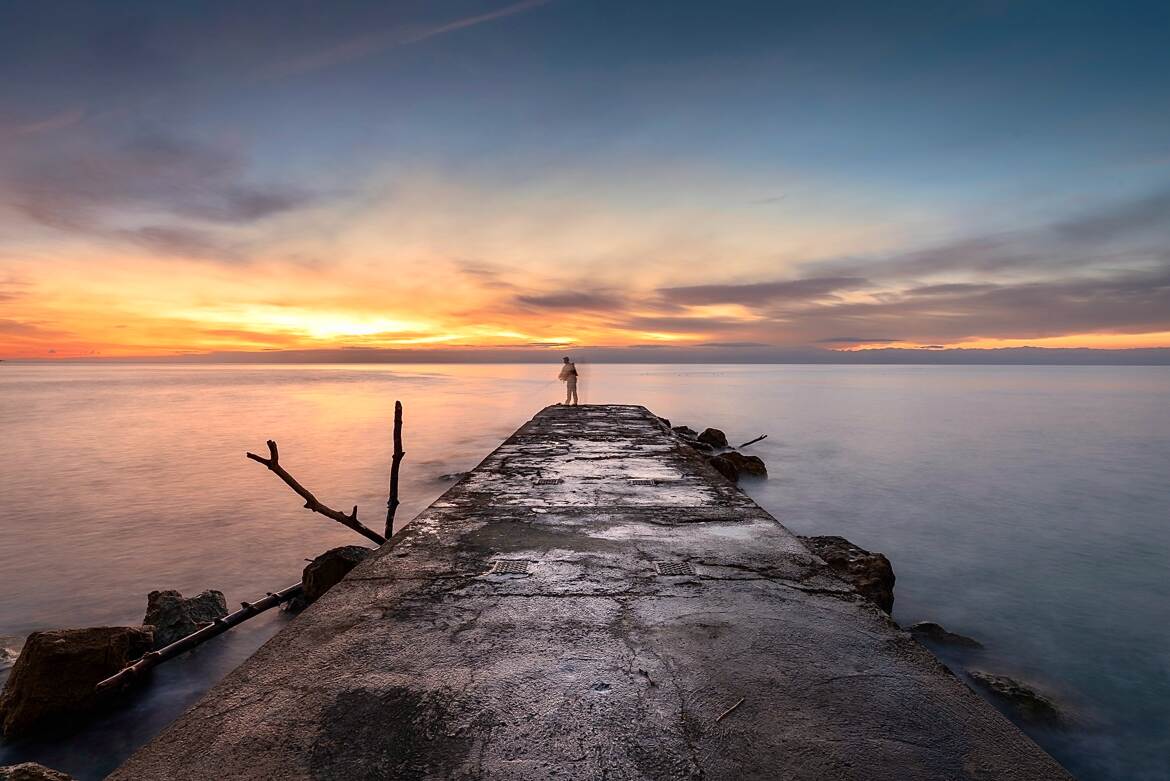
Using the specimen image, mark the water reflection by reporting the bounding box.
[1,364,1167,780]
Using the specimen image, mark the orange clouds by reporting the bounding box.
[4,169,1170,359]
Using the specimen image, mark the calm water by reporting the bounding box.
[1,364,1167,779]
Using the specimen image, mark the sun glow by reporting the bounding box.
[253,312,433,341]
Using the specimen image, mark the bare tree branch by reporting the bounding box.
[246,439,386,545]
[385,400,405,539]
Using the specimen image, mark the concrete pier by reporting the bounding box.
[112,405,1070,780]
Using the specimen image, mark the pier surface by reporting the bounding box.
[113,405,1070,780]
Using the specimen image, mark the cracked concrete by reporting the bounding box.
[110,404,1071,780]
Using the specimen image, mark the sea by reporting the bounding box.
[0,363,1167,780]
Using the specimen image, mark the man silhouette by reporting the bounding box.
[558,356,578,405]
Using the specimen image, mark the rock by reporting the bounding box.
[799,535,895,613]
[671,425,699,440]
[688,440,715,454]
[909,621,984,649]
[655,416,671,429]
[144,589,228,649]
[722,450,767,478]
[707,454,739,482]
[438,472,469,482]
[967,671,1061,723]
[0,626,153,736]
[301,546,373,605]
[697,427,728,448]
[0,763,76,781]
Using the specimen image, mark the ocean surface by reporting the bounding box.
[1,363,1167,780]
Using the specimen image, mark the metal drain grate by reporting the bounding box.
[655,561,696,577]
[534,477,563,485]
[491,560,530,575]
[630,479,658,486]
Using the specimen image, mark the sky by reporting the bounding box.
[2,0,1169,362]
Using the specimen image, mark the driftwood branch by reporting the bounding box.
[246,440,386,545]
[385,400,405,539]
[96,582,304,693]
[739,434,768,449]
[715,696,745,723]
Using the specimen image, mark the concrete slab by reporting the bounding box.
[111,405,1071,780]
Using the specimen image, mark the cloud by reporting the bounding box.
[4,132,314,261]
[179,186,312,224]
[452,261,526,291]
[605,262,1163,345]
[697,341,771,347]
[657,276,868,306]
[610,315,755,334]
[0,107,86,139]
[114,225,238,260]
[809,186,1170,282]
[0,318,69,338]
[780,264,1170,343]
[514,290,625,310]
[0,274,31,304]
[905,283,999,296]
[0,319,41,335]
[261,0,550,80]
[1054,188,1170,242]
[816,336,901,343]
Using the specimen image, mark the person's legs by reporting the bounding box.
[564,382,573,404]
[569,380,578,405]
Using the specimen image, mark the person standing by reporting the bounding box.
[558,356,579,405]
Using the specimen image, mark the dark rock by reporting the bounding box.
[0,626,153,736]
[688,440,714,454]
[722,450,767,478]
[799,535,895,613]
[302,546,373,605]
[438,472,469,482]
[697,427,728,448]
[707,454,739,482]
[967,671,1061,723]
[671,425,699,440]
[909,621,984,649]
[655,416,671,429]
[144,590,228,649]
[0,763,76,781]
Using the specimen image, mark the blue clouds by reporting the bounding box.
[4,131,315,261]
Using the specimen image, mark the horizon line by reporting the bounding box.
[6,344,1170,366]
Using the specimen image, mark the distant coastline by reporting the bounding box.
[5,345,1170,366]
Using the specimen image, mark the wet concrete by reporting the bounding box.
[111,405,1071,780]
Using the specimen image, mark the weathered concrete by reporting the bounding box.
[112,405,1071,780]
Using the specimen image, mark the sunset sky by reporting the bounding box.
[2,1,1169,360]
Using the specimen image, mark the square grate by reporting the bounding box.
[534,477,563,485]
[655,561,696,577]
[630,479,658,486]
[491,560,530,575]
